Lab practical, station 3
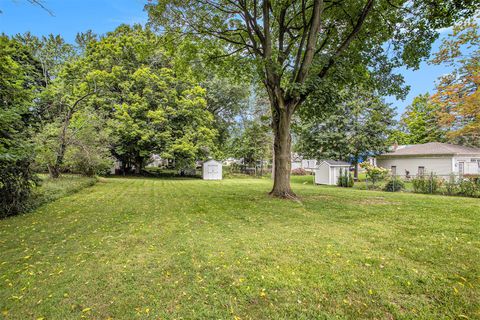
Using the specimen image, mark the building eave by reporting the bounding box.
[377,153,455,159]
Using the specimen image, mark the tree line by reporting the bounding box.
[0,25,258,216]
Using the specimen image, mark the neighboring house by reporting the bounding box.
[291,153,317,172]
[146,154,169,168]
[314,160,351,185]
[291,153,303,171]
[376,142,480,177]
[223,158,244,166]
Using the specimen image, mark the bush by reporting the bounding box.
[458,178,479,197]
[383,177,405,192]
[64,146,113,177]
[291,168,307,176]
[464,174,480,184]
[337,168,354,188]
[443,174,459,196]
[412,173,441,194]
[0,159,38,218]
[359,161,388,188]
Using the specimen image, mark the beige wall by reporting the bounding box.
[376,156,453,177]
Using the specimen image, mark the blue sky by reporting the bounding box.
[0,0,454,116]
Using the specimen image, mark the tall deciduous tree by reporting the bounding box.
[14,33,75,88]
[35,58,98,178]
[204,76,249,152]
[295,87,395,178]
[389,93,446,145]
[431,16,480,147]
[147,0,478,198]
[230,87,272,173]
[85,25,218,173]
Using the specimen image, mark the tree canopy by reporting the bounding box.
[431,15,480,147]
[389,93,446,145]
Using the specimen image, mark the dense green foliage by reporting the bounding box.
[389,93,446,145]
[0,177,479,318]
[82,25,219,172]
[0,36,40,217]
[231,121,271,168]
[204,76,249,151]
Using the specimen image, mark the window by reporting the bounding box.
[471,159,480,173]
[418,166,425,176]
[391,166,397,176]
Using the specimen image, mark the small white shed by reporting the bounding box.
[315,160,351,185]
[202,159,223,180]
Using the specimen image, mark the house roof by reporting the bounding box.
[321,160,351,166]
[291,153,303,162]
[379,142,480,157]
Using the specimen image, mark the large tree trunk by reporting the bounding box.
[50,111,71,179]
[134,157,143,174]
[50,141,66,179]
[270,106,296,198]
[353,156,359,181]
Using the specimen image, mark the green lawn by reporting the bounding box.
[0,176,479,319]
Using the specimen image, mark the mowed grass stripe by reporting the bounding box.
[0,176,478,319]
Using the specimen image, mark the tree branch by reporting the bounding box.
[318,0,375,79]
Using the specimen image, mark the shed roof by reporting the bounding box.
[203,159,222,164]
[378,142,480,157]
[320,160,351,166]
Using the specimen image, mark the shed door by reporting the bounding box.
[208,165,218,174]
[331,167,337,185]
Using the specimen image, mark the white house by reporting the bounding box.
[202,160,223,180]
[291,153,317,172]
[315,160,351,185]
[376,142,480,177]
[146,154,168,168]
[223,157,242,166]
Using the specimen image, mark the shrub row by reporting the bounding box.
[412,173,480,197]
[337,168,354,188]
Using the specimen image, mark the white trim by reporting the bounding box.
[318,160,351,168]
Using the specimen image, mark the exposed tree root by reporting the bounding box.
[269,189,298,200]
